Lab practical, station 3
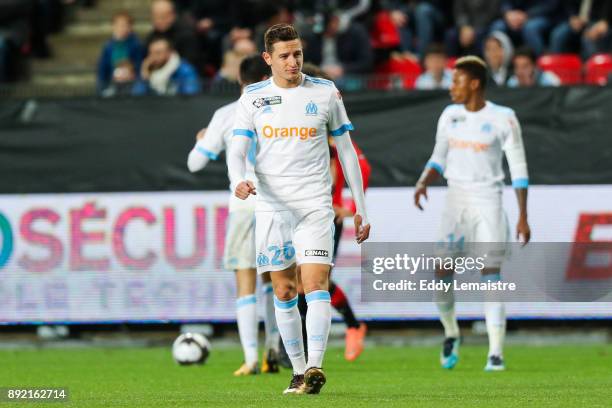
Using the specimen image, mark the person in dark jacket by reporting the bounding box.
[490,0,561,56]
[0,0,34,82]
[304,13,373,80]
[97,11,144,95]
[550,0,612,59]
[144,0,200,71]
[447,0,501,56]
[133,36,201,96]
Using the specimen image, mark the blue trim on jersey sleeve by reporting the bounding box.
[236,294,257,308]
[233,129,255,138]
[245,79,271,93]
[195,146,219,160]
[305,76,334,87]
[330,123,354,137]
[512,178,529,188]
[274,295,298,309]
[426,161,444,174]
[305,290,331,304]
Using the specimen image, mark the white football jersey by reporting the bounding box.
[427,101,529,201]
[233,75,353,210]
[193,100,256,211]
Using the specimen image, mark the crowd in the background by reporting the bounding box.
[2,1,612,92]
[0,0,94,83]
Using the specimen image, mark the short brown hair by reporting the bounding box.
[264,23,299,53]
[112,10,134,25]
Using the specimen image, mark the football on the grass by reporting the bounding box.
[172,333,211,365]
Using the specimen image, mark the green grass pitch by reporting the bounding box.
[0,345,610,407]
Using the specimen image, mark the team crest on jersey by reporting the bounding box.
[481,123,492,133]
[305,101,318,116]
[253,96,282,109]
[257,252,270,267]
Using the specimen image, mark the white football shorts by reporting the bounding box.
[224,210,256,270]
[255,207,335,274]
[436,196,510,269]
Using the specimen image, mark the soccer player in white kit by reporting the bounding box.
[228,24,370,394]
[414,56,531,371]
[187,55,281,376]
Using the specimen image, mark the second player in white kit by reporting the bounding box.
[228,24,370,395]
[187,56,281,376]
[415,56,531,372]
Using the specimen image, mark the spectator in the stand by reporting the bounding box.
[0,0,34,82]
[210,39,257,92]
[133,36,201,96]
[508,46,560,87]
[97,11,144,96]
[145,0,200,72]
[484,31,514,86]
[210,50,244,92]
[550,0,612,59]
[490,0,560,56]
[179,0,255,72]
[304,12,373,80]
[415,43,452,89]
[254,2,293,52]
[379,1,449,60]
[447,0,501,56]
[412,1,448,59]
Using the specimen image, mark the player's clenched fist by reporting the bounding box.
[235,180,256,200]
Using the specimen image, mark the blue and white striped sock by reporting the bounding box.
[236,294,258,366]
[262,283,279,351]
[274,295,306,374]
[305,290,331,370]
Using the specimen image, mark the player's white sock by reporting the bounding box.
[483,273,506,357]
[484,302,506,357]
[262,283,279,351]
[435,276,460,338]
[236,294,258,366]
[305,290,331,370]
[274,295,306,374]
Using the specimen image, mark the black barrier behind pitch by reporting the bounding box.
[1,86,611,194]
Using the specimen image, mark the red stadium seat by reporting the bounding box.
[585,53,612,85]
[374,57,422,90]
[537,54,582,85]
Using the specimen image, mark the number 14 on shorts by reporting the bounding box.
[257,241,295,267]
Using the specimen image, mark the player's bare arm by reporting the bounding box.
[414,167,442,210]
[515,188,530,245]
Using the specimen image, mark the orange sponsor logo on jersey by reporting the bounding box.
[262,125,317,140]
[449,137,490,152]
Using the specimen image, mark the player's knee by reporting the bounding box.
[301,278,329,294]
[273,280,297,301]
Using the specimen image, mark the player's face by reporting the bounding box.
[263,39,303,83]
[450,69,475,104]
